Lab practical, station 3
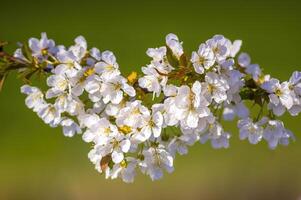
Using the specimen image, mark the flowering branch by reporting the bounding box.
[1,33,299,182]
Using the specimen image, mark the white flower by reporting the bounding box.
[108,158,137,183]
[46,74,70,98]
[263,120,294,149]
[52,36,86,77]
[87,148,104,173]
[224,69,245,98]
[111,138,131,164]
[210,131,231,149]
[61,118,81,137]
[202,72,229,104]
[165,33,184,59]
[68,36,87,61]
[95,51,120,81]
[37,104,61,127]
[245,64,262,81]
[223,102,249,121]
[206,35,231,61]
[28,32,57,59]
[138,66,163,97]
[54,50,82,78]
[64,97,84,116]
[168,133,198,156]
[238,53,251,67]
[105,100,127,117]
[21,85,46,112]
[87,100,106,115]
[136,110,163,142]
[262,78,294,110]
[140,145,174,181]
[174,81,210,128]
[289,71,301,97]
[87,128,131,164]
[287,72,301,116]
[268,103,286,117]
[288,102,301,116]
[70,66,97,97]
[82,115,116,144]
[147,47,166,62]
[103,132,131,164]
[44,74,82,115]
[101,75,136,104]
[89,47,102,61]
[199,121,230,149]
[191,43,215,74]
[229,40,242,57]
[14,48,29,62]
[237,53,262,81]
[84,75,103,102]
[53,36,87,78]
[116,100,150,129]
[52,93,71,113]
[147,47,174,74]
[162,99,181,127]
[237,117,267,144]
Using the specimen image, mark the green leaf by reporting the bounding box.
[179,54,188,67]
[0,72,8,91]
[166,46,179,68]
[18,68,38,83]
[244,78,257,89]
[21,42,33,62]
[0,41,8,52]
[239,88,254,100]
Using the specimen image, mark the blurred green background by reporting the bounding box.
[1,0,301,199]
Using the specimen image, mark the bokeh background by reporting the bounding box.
[1,0,301,199]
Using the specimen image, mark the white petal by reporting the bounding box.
[269,94,280,105]
[186,111,199,128]
[272,104,286,116]
[236,103,249,119]
[152,126,162,138]
[192,81,202,95]
[289,71,301,85]
[280,94,293,109]
[122,84,136,97]
[120,139,131,153]
[230,40,242,57]
[153,112,163,127]
[112,151,124,164]
[82,130,95,142]
[111,91,123,104]
[193,63,205,74]
[223,106,235,121]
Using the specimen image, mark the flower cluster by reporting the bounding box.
[6,32,299,182]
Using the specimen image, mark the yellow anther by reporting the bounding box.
[132,108,140,115]
[127,71,138,84]
[149,120,155,127]
[198,56,205,64]
[41,49,48,56]
[84,68,95,77]
[105,65,114,70]
[103,127,111,136]
[114,83,122,90]
[257,75,266,85]
[275,89,282,96]
[118,125,132,134]
[208,84,215,93]
[120,160,127,168]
